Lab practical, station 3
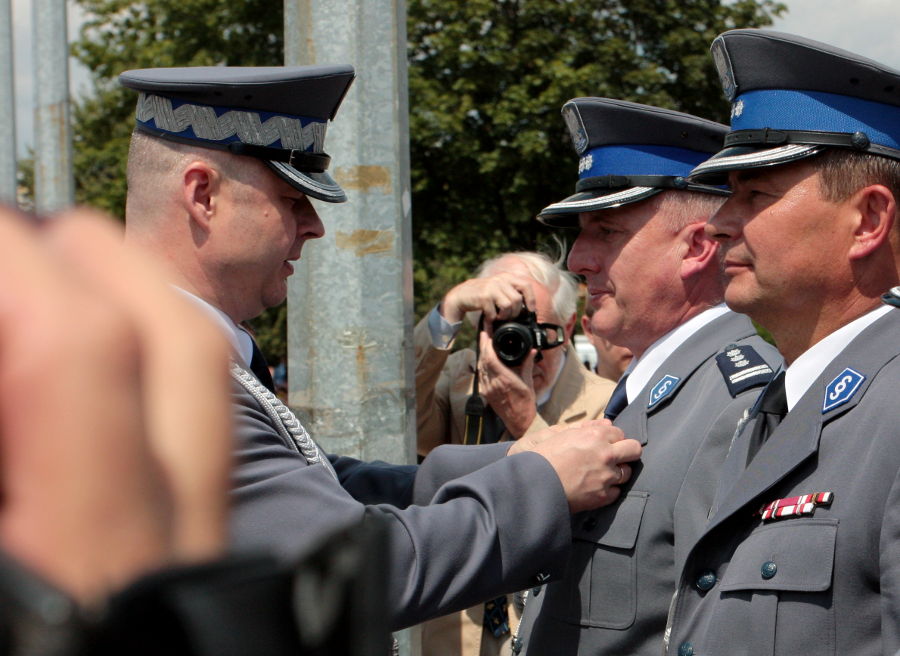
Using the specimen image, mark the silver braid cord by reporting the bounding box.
[230,362,338,481]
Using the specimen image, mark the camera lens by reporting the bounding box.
[492,323,533,367]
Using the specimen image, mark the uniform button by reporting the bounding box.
[582,516,598,531]
[678,641,694,656]
[695,570,717,592]
[761,561,777,579]
[511,636,523,653]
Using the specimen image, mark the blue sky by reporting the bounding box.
[9,0,900,157]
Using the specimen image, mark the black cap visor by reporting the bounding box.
[537,186,663,227]
[266,161,347,203]
[689,143,824,184]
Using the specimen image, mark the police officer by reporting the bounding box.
[512,98,781,655]
[117,65,643,632]
[666,29,900,656]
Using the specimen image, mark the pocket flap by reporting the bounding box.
[719,518,837,592]
[572,491,649,549]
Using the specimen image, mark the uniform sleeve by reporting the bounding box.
[229,386,572,631]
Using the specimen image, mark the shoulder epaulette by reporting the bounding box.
[715,343,775,397]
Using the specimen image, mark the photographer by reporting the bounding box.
[414,251,615,656]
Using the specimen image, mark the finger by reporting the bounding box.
[479,331,504,372]
[616,463,632,484]
[492,286,526,320]
[44,211,231,562]
[519,349,536,381]
[514,278,537,314]
[611,438,643,462]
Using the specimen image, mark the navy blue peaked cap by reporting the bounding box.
[119,65,355,203]
[538,98,729,227]
[691,29,900,183]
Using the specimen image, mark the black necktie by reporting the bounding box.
[250,339,276,393]
[604,373,630,421]
[745,371,787,465]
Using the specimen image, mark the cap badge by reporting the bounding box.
[562,103,589,155]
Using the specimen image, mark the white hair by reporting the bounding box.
[477,249,578,322]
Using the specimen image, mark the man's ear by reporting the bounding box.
[564,312,577,341]
[181,161,221,232]
[848,184,896,261]
[680,221,718,280]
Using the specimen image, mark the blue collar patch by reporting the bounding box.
[822,367,866,413]
[648,374,680,409]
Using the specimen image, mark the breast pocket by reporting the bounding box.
[708,518,838,656]
[546,491,649,629]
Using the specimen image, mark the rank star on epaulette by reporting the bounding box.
[715,344,774,397]
[758,492,833,521]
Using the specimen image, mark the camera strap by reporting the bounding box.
[464,318,487,445]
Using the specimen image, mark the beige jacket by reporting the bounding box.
[414,316,615,655]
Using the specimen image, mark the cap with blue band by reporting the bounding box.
[690,29,900,183]
[538,98,729,227]
[119,65,355,203]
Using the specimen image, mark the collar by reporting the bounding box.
[624,304,730,402]
[174,288,254,366]
[784,304,891,410]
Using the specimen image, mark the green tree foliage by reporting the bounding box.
[70,0,284,216]
[66,0,784,358]
[407,0,783,316]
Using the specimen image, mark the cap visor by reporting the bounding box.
[266,161,347,203]
[689,144,823,184]
[537,187,662,227]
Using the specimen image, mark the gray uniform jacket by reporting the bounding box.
[226,374,573,632]
[517,311,781,656]
[667,307,900,656]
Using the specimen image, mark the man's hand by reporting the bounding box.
[477,332,537,436]
[0,208,231,605]
[440,272,536,324]
[510,422,641,513]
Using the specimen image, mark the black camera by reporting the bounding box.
[491,309,566,367]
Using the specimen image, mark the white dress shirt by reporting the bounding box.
[174,288,254,367]
[784,304,891,411]
[623,304,731,403]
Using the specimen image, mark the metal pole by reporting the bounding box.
[0,0,16,204]
[33,0,73,212]
[284,1,418,653]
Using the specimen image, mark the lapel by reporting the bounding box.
[541,344,591,424]
[706,308,900,532]
[616,312,758,445]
